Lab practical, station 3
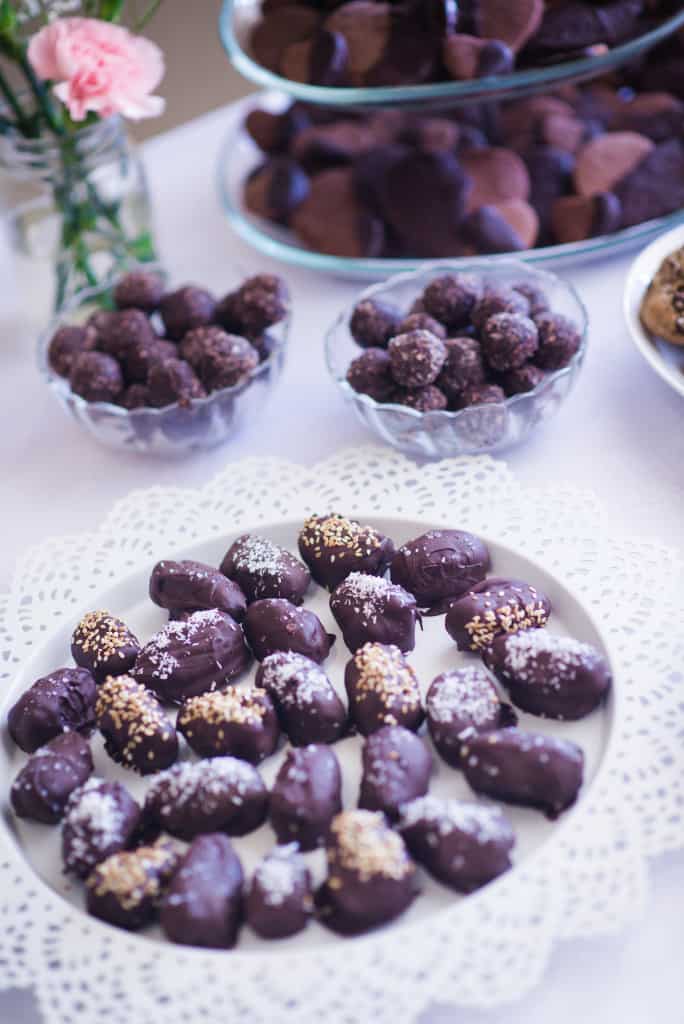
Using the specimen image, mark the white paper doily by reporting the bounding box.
[1,446,682,1024]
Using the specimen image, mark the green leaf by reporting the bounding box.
[0,1,16,36]
[98,0,126,22]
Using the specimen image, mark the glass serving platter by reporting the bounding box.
[219,0,684,112]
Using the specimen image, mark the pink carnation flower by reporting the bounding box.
[28,18,165,122]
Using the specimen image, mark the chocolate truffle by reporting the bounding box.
[394,385,448,412]
[318,809,418,935]
[48,324,96,377]
[147,358,205,408]
[10,732,93,824]
[399,796,515,892]
[122,337,176,384]
[359,725,432,820]
[437,337,487,399]
[69,351,124,404]
[62,778,142,878]
[390,528,490,612]
[220,534,311,606]
[330,571,419,653]
[484,629,611,720]
[388,329,447,388]
[118,383,151,410]
[149,559,247,621]
[160,833,244,948]
[144,757,268,839]
[513,281,550,318]
[247,845,313,939]
[215,274,289,338]
[159,285,216,340]
[96,309,157,360]
[421,274,482,330]
[177,687,279,763]
[346,347,396,403]
[396,312,448,340]
[6,666,95,757]
[197,333,259,392]
[426,666,516,768]
[471,285,530,331]
[256,652,347,746]
[345,642,423,736]
[460,728,584,819]
[243,598,335,663]
[445,577,552,651]
[95,675,178,775]
[451,382,506,410]
[501,363,546,396]
[270,743,342,851]
[86,836,183,931]
[480,312,539,372]
[113,270,165,313]
[533,312,582,370]
[71,610,141,684]
[349,298,400,349]
[298,513,396,591]
[133,609,251,704]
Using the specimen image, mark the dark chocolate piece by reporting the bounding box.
[463,205,526,253]
[399,796,515,892]
[298,513,395,591]
[445,577,552,651]
[146,358,206,408]
[460,727,584,819]
[220,534,311,605]
[390,529,490,611]
[62,777,142,878]
[149,559,247,621]
[270,743,342,850]
[48,324,96,377]
[247,845,314,939]
[71,610,140,684]
[349,298,401,349]
[144,757,268,838]
[346,347,396,402]
[243,598,335,663]
[533,312,582,370]
[69,351,124,404]
[95,675,178,775]
[132,609,251,704]
[244,157,310,223]
[358,725,432,820]
[532,0,643,54]
[422,274,482,330]
[426,666,516,768]
[380,151,471,257]
[7,667,97,753]
[86,836,183,931]
[330,571,419,653]
[159,285,216,340]
[10,732,93,824]
[177,687,279,763]
[484,629,611,720]
[256,651,347,746]
[160,833,244,948]
[113,270,165,313]
[345,642,423,736]
[480,312,539,372]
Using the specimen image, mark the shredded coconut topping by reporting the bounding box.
[427,667,500,725]
[254,845,303,907]
[400,795,512,845]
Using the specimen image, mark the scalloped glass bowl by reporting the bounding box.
[326,260,587,457]
[219,0,684,111]
[39,272,288,458]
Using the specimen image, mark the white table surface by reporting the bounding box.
[1,103,683,1023]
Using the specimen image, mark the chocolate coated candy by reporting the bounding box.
[133,609,251,704]
[243,598,334,663]
[7,667,97,753]
[358,725,432,820]
[615,138,684,228]
[330,571,419,653]
[437,338,487,400]
[451,382,506,410]
[426,666,516,768]
[247,845,313,939]
[291,168,385,258]
[177,687,279,763]
[298,513,395,590]
[270,743,342,850]
[96,308,157,360]
[196,334,259,392]
[422,274,483,330]
[532,0,643,53]
[346,347,396,402]
[256,651,347,746]
[550,192,622,244]
[388,329,447,388]
[460,727,584,819]
[244,157,310,223]
[113,270,165,313]
[399,796,515,892]
[159,285,216,340]
[501,363,546,396]
[220,534,311,605]
[11,732,93,824]
[395,384,448,412]
[397,312,447,339]
[86,836,183,931]
[122,337,176,384]
[62,777,142,878]
[215,274,290,338]
[390,529,490,611]
[480,312,539,372]
[69,351,124,404]
[445,577,552,651]
[349,298,401,349]
[380,151,470,257]
[533,312,581,370]
[345,642,423,735]
[160,833,244,948]
[318,809,418,935]
[149,559,247,620]
[245,104,311,155]
[48,324,96,377]
[324,2,390,85]
[146,358,205,408]
[471,285,530,330]
[71,610,140,684]
[95,675,178,775]
[145,757,268,839]
[484,629,611,720]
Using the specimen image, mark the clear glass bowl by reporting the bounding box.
[325,259,587,458]
[217,93,684,281]
[39,268,288,458]
[219,0,684,111]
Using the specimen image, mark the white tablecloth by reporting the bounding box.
[2,104,682,1023]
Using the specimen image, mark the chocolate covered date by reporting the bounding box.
[220,534,311,605]
[298,513,395,590]
[270,744,342,851]
[243,598,335,663]
[426,666,516,768]
[345,642,424,736]
[62,777,142,878]
[247,845,314,939]
[7,667,97,753]
[358,725,432,820]
[160,833,244,948]
[86,836,184,931]
[390,529,491,612]
[95,675,178,775]
[330,571,419,653]
[149,559,247,621]
[71,610,140,683]
[11,733,93,824]
[255,651,347,745]
[445,577,551,651]
[177,687,280,763]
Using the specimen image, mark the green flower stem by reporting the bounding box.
[0,65,32,134]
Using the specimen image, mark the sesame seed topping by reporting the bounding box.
[329,809,413,883]
[351,643,420,714]
[72,611,137,667]
[178,688,269,728]
[300,514,382,559]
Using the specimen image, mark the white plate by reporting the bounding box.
[0,515,613,952]
[623,224,684,399]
